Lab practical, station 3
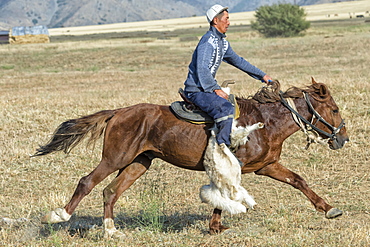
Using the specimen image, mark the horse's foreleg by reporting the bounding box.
[209,208,229,234]
[103,155,151,238]
[41,159,118,224]
[255,162,342,219]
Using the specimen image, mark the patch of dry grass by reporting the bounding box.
[0,19,369,246]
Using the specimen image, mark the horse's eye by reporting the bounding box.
[333,109,339,114]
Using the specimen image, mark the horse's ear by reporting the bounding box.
[310,80,330,101]
[311,77,317,84]
[313,83,330,101]
[319,84,328,97]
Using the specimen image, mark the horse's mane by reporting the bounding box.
[238,80,331,104]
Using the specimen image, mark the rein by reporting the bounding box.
[279,91,345,149]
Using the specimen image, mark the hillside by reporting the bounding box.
[0,0,356,29]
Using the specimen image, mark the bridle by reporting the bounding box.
[279,91,345,149]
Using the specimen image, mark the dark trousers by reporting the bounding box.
[186,91,234,146]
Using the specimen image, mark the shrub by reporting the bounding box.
[251,3,310,38]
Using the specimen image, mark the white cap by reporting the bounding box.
[206,4,228,23]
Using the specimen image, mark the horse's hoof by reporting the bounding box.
[104,229,126,239]
[103,218,126,239]
[325,208,343,219]
[41,208,71,224]
[209,225,230,235]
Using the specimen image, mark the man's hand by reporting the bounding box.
[262,75,273,85]
[214,89,229,100]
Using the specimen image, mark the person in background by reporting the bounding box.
[184,4,273,148]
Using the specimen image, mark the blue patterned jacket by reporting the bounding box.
[184,26,266,93]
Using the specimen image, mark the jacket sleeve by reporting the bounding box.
[223,44,266,80]
[196,40,222,93]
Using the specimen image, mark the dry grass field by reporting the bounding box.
[0,18,369,246]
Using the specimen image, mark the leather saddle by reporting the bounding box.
[170,88,239,124]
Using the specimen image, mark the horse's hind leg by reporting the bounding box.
[209,208,229,235]
[103,154,152,238]
[41,158,119,224]
[255,162,342,219]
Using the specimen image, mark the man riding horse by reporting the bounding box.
[35,4,349,238]
[183,4,273,150]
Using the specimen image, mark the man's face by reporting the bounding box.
[213,11,230,34]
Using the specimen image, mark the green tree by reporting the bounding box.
[251,3,310,38]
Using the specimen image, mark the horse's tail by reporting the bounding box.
[33,110,116,156]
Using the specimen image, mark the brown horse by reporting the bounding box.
[35,78,348,238]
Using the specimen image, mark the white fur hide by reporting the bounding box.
[200,122,263,214]
[230,121,264,150]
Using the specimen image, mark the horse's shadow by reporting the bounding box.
[39,212,209,238]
